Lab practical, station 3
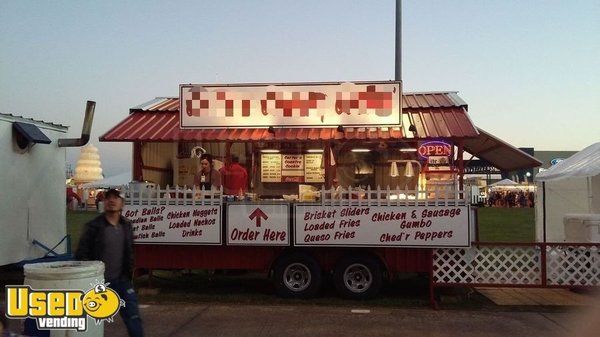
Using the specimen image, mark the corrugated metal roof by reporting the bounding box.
[101,108,477,142]
[402,92,465,109]
[0,112,68,131]
[101,92,477,142]
[463,128,542,171]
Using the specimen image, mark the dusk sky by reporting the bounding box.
[1,0,598,176]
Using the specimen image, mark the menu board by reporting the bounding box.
[294,205,470,247]
[261,154,282,182]
[304,154,325,183]
[124,205,221,245]
[282,154,304,182]
[261,153,325,183]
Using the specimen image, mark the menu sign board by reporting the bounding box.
[294,204,470,247]
[180,81,401,128]
[282,155,304,177]
[124,205,221,245]
[261,153,325,183]
[261,154,282,182]
[304,154,324,183]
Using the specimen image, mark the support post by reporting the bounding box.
[457,141,464,187]
[542,182,547,243]
[250,143,257,191]
[540,243,547,287]
[133,142,143,181]
[474,206,480,243]
[457,140,465,197]
[395,0,402,81]
[429,248,439,309]
[325,142,332,189]
[225,142,232,165]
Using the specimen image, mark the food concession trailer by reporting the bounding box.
[100,81,540,299]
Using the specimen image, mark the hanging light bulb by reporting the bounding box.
[404,161,415,177]
[390,161,399,177]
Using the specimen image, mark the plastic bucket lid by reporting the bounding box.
[24,261,104,280]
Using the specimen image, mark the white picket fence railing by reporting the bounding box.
[123,185,223,206]
[120,183,470,208]
[120,184,469,207]
[320,184,469,207]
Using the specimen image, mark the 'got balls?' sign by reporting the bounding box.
[124,205,221,244]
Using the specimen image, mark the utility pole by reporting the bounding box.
[395,0,402,81]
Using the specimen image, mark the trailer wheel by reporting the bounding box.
[273,253,322,298]
[334,255,383,300]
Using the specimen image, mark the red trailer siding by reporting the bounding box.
[134,245,432,273]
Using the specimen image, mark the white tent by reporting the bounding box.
[535,142,600,242]
[490,178,519,187]
[489,178,534,191]
[536,143,600,181]
[80,172,131,189]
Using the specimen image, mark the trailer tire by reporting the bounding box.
[334,255,383,300]
[273,253,322,298]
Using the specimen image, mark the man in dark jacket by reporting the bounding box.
[76,189,144,337]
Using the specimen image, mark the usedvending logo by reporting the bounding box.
[5,281,124,331]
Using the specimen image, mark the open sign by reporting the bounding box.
[418,141,452,159]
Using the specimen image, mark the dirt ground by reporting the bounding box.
[5,302,597,337]
[102,303,599,337]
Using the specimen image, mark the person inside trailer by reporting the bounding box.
[331,177,343,199]
[194,153,222,190]
[221,155,248,195]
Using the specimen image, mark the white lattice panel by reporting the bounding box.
[433,246,541,285]
[547,246,600,286]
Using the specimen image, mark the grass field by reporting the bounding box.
[476,207,535,242]
[67,210,99,252]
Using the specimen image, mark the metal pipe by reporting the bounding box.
[58,100,95,147]
[395,0,402,81]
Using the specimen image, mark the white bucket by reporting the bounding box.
[23,261,105,337]
[564,213,600,243]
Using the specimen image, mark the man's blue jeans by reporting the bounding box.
[108,278,144,337]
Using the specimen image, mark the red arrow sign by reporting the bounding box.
[249,208,268,227]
